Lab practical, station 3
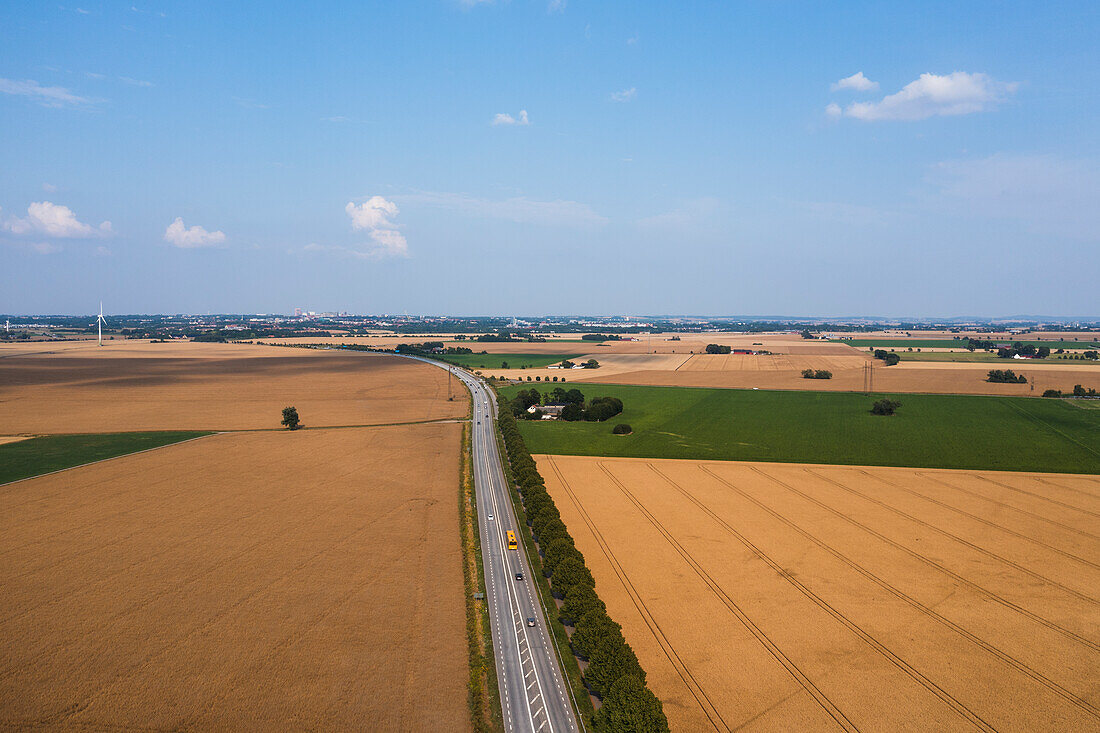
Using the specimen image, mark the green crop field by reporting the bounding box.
[0,431,211,485]
[498,383,1100,474]
[441,353,582,369]
[838,338,1100,350]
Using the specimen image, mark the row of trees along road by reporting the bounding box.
[498,406,669,732]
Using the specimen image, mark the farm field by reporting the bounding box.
[0,431,209,484]
[440,352,582,369]
[498,383,1100,474]
[838,338,1100,350]
[542,355,1100,397]
[538,454,1100,732]
[0,340,465,433]
[0,423,469,730]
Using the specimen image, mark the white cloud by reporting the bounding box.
[119,76,154,87]
[637,197,724,234]
[163,217,226,248]
[926,154,1100,241]
[0,78,95,108]
[831,71,878,92]
[626,34,639,45]
[345,197,408,258]
[232,96,270,109]
[610,87,636,103]
[3,201,111,238]
[42,183,58,192]
[839,72,1016,121]
[492,109,529,126]
[323,115,351,122]
[397,191,607,227]
[825,102,842,117]
[548,0,566,12]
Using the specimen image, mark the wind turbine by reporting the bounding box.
[96,302,106,346]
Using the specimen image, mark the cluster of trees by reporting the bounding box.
[873,349,901,366]
[871,398,901,416]
[497,408,669,732]
[987,369,1027,384]
[559,359,600,369]
[582,333,622,341]
[996,343,1050,359]
[1043,385,1098,398]
[509,388,624,422]
[800,329,817,339]
[611,423,633,435]
[705,344,731,354]
[801,369,833,379]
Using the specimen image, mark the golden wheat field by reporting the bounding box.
[0,424,469,731]
[537,454,1100,732]
[0,340,465,433]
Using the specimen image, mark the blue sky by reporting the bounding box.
[2,1,1097,317]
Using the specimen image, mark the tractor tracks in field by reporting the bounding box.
[866,470,1100,570]
[746,466,1099,653]
[803,468,1100,606]
[544,456,731,733]
[692,464,1100,722]
[600,462,997,733]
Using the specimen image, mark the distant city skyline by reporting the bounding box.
[2,1,1097,316]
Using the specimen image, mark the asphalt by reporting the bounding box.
[405,356,581,733]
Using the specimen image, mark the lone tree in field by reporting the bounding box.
[281,406,301,430]
[870,398,901,416]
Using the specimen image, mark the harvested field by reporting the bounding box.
[538,454,1100,732]
[0,424,469,730]
[0,341,465,433]
[571,357,1100,396]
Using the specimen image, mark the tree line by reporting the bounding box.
[509,388,624,422]
[497,407,670,732]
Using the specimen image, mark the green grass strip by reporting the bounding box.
[0,431,212,485]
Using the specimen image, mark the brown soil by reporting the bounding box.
[537,454,1100,732]
[0,342,466,432]
[0,425,469,731]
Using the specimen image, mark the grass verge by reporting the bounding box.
[0,431,212,485]
[498,383,1100,474]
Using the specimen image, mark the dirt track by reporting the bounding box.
[0,425,469,731]
[0,342,465,432]
[538,454,1100,732]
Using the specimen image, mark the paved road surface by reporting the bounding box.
[408,356,581,733]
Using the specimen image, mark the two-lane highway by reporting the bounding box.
[406,356,580,732]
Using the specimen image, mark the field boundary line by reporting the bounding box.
[885,471,1100,565]
[803,468,1100,606]
[0,432,219,489]
[908,471,1100,541]
[619,462,997,733]
[744,465,1100,652]
[545,456,728,733]
[693,464,1100,720]
[586,460,860,733]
